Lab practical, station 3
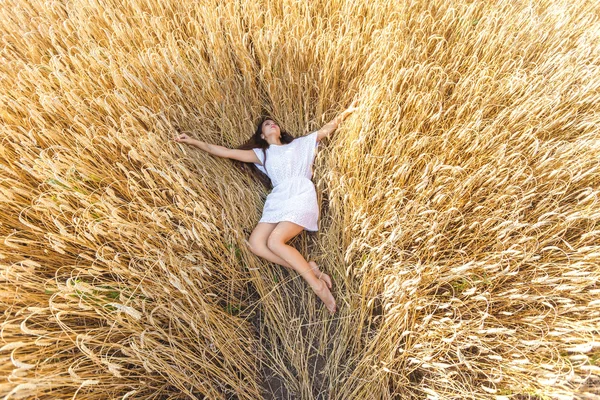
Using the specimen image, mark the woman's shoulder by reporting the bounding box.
[294,130,318,143]
[296,130,319,147]
[301,130,318,138]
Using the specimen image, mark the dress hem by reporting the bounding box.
[258,218,318,231]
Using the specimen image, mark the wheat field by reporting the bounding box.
[1,0,599,399]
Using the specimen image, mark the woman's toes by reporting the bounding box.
[321,273,333,289]
[327,297,337,314]
[312,279,336,314]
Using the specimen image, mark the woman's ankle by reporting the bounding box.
[312,278,327,293]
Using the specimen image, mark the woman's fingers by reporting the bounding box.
[173,134,188,143]
[344,99,359,115]
[347,98,358,111]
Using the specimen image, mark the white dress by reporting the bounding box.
[252,130,320,231]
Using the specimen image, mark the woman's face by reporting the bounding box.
[261,119,280,140]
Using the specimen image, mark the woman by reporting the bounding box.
[173,101,358,314]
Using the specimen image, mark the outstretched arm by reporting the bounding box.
[174,132,231,158]
[189,139,231,158]
[173,133,261,164]
[317,99,359,142]
[317,116,341,143]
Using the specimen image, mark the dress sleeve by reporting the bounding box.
[299,131,319,150]
[252,147,268,175]
[303,131,319,163]
[308,130,319,148]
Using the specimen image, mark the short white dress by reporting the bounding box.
[252,130,320,231]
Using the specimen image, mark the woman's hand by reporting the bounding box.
[173,132,194,145]
[337,99,359,124]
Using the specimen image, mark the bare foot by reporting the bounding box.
[308,261,332,289]
[313,279,336,314]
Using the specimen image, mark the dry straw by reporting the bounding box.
[1,0,599,399]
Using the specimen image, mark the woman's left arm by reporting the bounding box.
[317,99,359,142]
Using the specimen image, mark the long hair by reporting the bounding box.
[235,116,297,188]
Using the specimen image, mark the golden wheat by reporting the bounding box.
[1,0,599,399]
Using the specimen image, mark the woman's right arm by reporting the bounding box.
[173,133,262,164]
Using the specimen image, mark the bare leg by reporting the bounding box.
[254,248,331,288]
[267,222,336,314]
[248,223,332,288]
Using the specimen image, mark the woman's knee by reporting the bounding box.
[248,238,266,255]
[248,223,277,255]
[266,236,284,252]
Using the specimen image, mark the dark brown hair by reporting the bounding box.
[235,116,297,188]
